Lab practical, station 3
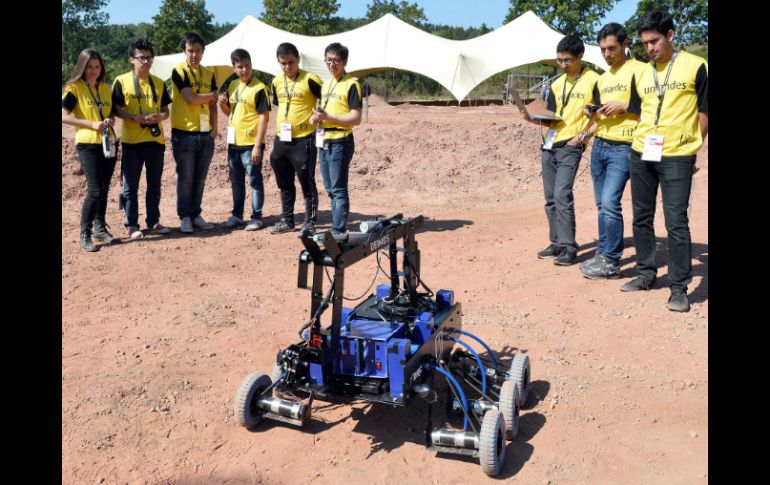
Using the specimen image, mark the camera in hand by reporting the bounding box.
[586,104,604,114]
[145,123,161,137]
[101,128,111,158]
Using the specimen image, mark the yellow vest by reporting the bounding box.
[320,74,362,141]
[62,80,113,144]
[271,69,322,139]
[629,51,708,157]
[169,61,217,132]
[226,77,271,146]
[549,68,601,144]
[595,58,647,143]
[112,71,169,145]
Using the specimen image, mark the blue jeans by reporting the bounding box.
[228,145,264,220]
[172,131,214,219]
[120,142,164,228]
[319,137,354,234]
[590,138,631,264]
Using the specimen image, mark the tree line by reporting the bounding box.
[62,0,707,99]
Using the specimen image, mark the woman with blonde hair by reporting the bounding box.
[62,48,119,251]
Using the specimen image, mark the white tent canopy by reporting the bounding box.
[151,11,608,101]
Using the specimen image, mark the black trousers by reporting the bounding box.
[269,135,318,225]
[629,150,696,292]
[76,143,117,231]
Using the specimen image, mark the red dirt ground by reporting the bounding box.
[62,95,708,485]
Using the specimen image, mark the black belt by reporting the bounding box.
[596,137,631,146]
[171,128,211,136]
[323,133,353,145]
[274,132,313,144]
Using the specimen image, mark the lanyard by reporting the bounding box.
[229,76,252,121]
[559,66,584,117]
[84,80,105,121]
[283,73,299,118]
[85,80,115,138]
[322,75,342,110]
[132,71,158,116]
[652,51,678,126]
[186,63,201,93]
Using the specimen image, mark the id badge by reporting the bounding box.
[542,128,558,150]
[199,113,210,132]
[280,122,293,142]
[315,128,325,146]
[226,126,236,145]
[642,134,664,162]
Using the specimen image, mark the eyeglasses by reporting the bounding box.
[132,56,154,62]
[556,57,576,65]
[325,58,343,66]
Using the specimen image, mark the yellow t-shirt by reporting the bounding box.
[169,61,218,132]
[112,71,172,145]
[319,74,362,141]
[595,58,647,143]
[271,69,323,139]
[547,67,601,144]
[61,79,113,144]
[226,77,271,146]
[628,51,708,157]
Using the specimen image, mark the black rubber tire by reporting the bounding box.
[499,380,520,440]
[509,353,531,407]
[233,373,271,428]
[479,407,506,476]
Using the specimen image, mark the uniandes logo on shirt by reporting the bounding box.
[131,92,155,101]
[282,87,307,98]
[643,81,687,95]
[84,99,112,108]
[325,92,343,101]
[601,83,628,94]
[570,92,586,100]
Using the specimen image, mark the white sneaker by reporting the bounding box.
[128,225,144,239]
[244,219,264,231]
[180,217,194,233]
[193,216,215,230]
[224,215,244,228]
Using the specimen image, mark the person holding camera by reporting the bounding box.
[578,23,647,280]
[169,32,219,234]
[112,38,172,239]
[62,48,119,252]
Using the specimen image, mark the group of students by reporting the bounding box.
[62,33,362,253]
[63,10,707,314]
[522,10,708,313]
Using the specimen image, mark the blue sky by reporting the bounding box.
[105,0,639,30]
